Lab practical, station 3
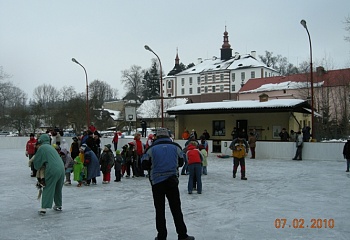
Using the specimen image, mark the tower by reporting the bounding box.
[220,26,232,60]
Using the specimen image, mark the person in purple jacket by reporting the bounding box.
[142,128,195,240]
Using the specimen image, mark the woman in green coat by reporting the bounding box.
[34,134,65,215]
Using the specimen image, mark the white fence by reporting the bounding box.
[0,137,346,161]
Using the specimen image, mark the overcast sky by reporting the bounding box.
[1,0,350,100]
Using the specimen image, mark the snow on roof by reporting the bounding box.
[241,81,324,93]
[176,54,276,75]
[102,108,121,121]
[138,98,188,118]
[167,99,306,112]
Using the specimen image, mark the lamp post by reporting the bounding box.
[72,58,90,129]
[300,19,314,140]
[144,45,164,128]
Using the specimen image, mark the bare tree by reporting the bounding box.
[344,15,350,43]
[89,79,117,109]
[60,86,78,102]
[121,65,145,102]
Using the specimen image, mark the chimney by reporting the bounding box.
[316,66,326,76]
[234,52,240,59]
[259,93,269,102]
[251,51,256,59]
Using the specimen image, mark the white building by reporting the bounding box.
[164,27,279,103]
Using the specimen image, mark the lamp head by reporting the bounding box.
[144,45,152,51]
[300,19,307,29]
[72,58,79,64]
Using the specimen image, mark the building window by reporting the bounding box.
[231,85,235,91]
[212,86,216,93]
[181,78,185,86]
[213,120,225,136]
[189,77,193,85]
[220,85,224,92]
[251,71,255,78]
[212,74,215,82]
[197,76,201,84]
[232,73,235,82]
[265,72,267,77]
[204,74,208,83]
[197,87,201,93]
[241,72,245,81]
[204,86,208,93]
[189,88,193,94]
[220,73,224,82]
[167,81,172,88]
[181,88,185,95]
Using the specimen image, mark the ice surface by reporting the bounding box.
[1,149,349,240]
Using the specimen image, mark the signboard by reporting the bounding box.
[125,106,136,122]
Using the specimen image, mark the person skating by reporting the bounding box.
[142,128,195,240]
[229,133,249,180]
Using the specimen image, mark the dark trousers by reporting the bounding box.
[152,176,188,240]
[115,163,121,181]
[294,146,302,160]
[347,159,350,171]
[126,161,136,177]
[233,157,246,177]
[250,147,256,158]
[187,163,202,193]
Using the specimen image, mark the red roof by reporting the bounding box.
[239,67,350,92]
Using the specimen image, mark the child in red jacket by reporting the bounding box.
[186,141,203,194]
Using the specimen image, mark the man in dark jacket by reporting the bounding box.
[343,139,350,172]
[142,128,194,240]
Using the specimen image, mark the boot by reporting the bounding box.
[241,170,247,180]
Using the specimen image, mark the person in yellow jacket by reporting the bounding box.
[229,133,249,180]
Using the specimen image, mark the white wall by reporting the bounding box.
[1,137,345,161]
[221,141,345,161]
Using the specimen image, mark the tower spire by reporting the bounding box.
[220,26,232,60]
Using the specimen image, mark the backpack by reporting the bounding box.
[232,140,246,158]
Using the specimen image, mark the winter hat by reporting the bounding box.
[80,144,87,151]
[105,144,112,150]
[115,150,121,155]
[156,128,169,137]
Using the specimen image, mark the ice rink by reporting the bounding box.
[1,149,349,240]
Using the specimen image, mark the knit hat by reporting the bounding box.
[105,144,111,150]
[156,128,169,137]
[115,150,121,155]
[80,144,87,151]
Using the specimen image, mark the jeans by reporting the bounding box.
[152,176,188,240]
[181,153,188,175]
[187,163,202,193]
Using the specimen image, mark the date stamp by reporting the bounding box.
[274,218,334,229]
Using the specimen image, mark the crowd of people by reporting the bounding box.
[26,127,196,240]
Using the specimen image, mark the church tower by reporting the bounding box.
[220,26,233,60]
[167,48,182,76]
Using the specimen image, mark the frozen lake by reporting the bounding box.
[1,149,349,240]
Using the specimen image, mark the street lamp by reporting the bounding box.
[300,19,314,140]
[144,45,164,127]
[72,58,90,129]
